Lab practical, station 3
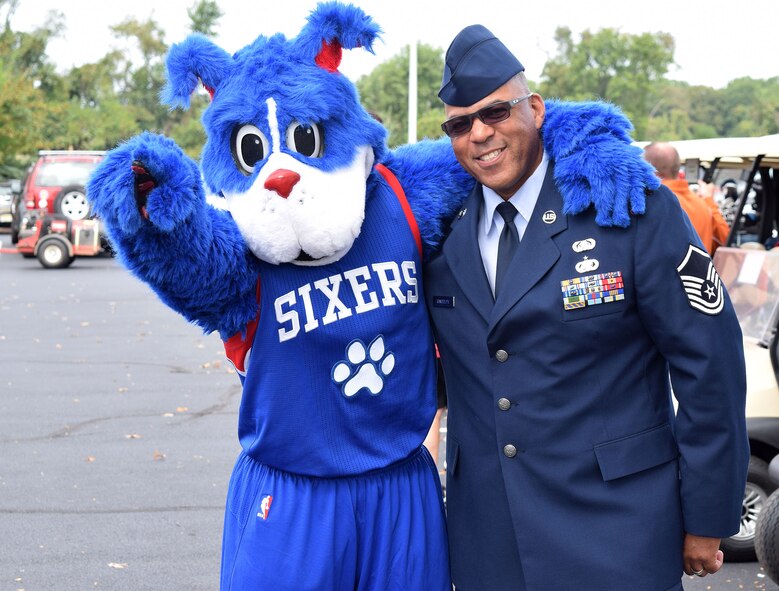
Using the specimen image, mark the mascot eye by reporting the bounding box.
[232,124,269,174]
[285,122,323,158]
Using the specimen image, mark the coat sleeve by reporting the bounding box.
[634,185,748,538]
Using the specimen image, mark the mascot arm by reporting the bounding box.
[87,132,259,337]
[543,100,660,228]
[384,138,474,260]
[385,99,656,263]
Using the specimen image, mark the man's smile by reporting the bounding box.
[476,147,505,163]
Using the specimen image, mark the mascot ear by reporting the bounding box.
[161,33,232,109]
[296,1,382,73]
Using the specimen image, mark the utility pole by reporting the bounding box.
[407,40,418,144]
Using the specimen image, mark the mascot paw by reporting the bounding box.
[543,100,659,228]
[132,161,157,220]
[88,132,204,234]
[332,336,396,397]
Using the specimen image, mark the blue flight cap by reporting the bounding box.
[439,24,524,107]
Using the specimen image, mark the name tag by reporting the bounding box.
[433,295,455,308]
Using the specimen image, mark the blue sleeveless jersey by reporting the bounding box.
[226,168,436,477]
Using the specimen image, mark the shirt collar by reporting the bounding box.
[481,150,549,234]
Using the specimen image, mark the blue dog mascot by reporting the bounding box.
[87,3,657,589]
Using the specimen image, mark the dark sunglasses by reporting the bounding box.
[441,93,534,138]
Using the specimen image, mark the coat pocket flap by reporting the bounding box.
[594,423,678,482]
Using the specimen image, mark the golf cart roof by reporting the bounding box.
[636,134,779,169]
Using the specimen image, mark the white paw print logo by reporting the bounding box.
[332,335,395,398]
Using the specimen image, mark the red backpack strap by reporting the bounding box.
[374,163,423,258]
[223,278,261,376]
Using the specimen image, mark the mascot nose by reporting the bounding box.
[264,169,301,198]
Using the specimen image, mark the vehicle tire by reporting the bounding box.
[721,456,777,562]
[54,185,90,221]
[756,490,779,584]
[37,239,73,269]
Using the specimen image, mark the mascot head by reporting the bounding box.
[162,2,387,266]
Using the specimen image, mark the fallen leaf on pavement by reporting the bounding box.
[107,562,128,569]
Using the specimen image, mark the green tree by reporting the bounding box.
[357,43,446,146]
[188,0,223,36]
[0,0,66,171]
[169,0,225,157]
[719,77,779,137]
[539,27,675,138]
[644,81,721,140]
[110,17,169,132]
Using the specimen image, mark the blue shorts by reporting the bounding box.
[220,446,450,591]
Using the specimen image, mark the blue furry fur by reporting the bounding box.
[542,99,660,227]
[87,2,657,340]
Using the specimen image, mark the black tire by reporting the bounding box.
[757,489,779,584]
[37,239,73,269]
[721,456,777,562]
[54,185,90,221]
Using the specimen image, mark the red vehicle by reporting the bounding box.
[19,150,105,221]
[17,213,103,268]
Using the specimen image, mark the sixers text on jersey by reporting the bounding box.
[274,260,418,342]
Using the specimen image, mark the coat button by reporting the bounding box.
[503,444,517,458]
[496,349,508,362]
[498,398,511,411]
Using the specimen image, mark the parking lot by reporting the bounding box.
[0,228,777,591]
[0,231,239,590]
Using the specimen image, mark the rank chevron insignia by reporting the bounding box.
[676,245,724,315]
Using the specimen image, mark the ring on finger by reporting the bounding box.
[692,568,705,577]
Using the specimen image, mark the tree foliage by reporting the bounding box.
[357,43,446,146]
[188,0,223,36]
[0,0,219,177]
[539,27,675,138]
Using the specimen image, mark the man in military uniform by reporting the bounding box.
[425,24,748,591]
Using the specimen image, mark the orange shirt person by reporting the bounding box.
[644,142,730,255]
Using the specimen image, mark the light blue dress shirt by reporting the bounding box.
[478,151,549,295]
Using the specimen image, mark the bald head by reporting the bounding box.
[643,142,681,180]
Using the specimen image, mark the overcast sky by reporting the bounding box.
[9,0,779,90]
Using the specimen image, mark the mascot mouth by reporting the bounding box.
[294,250,317,262]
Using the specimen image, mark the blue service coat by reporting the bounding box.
[424,163,748,591]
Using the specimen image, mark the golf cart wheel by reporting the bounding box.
[54,185,90,221]
[37,239,73,269]
[721,456,776,562]
[756,489,779,584]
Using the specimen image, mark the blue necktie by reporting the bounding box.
[495,201,519,297]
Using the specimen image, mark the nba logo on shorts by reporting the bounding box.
[258,494,273,520]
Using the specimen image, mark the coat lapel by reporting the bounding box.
[489,164,568,332]
[441,184,494,324]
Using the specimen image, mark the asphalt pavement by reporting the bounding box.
[0,228,776,591]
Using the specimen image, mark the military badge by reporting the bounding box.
[575,257,600,273]
[676,244,724,315]
[572,238,596,253]
[561,271,624,310]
